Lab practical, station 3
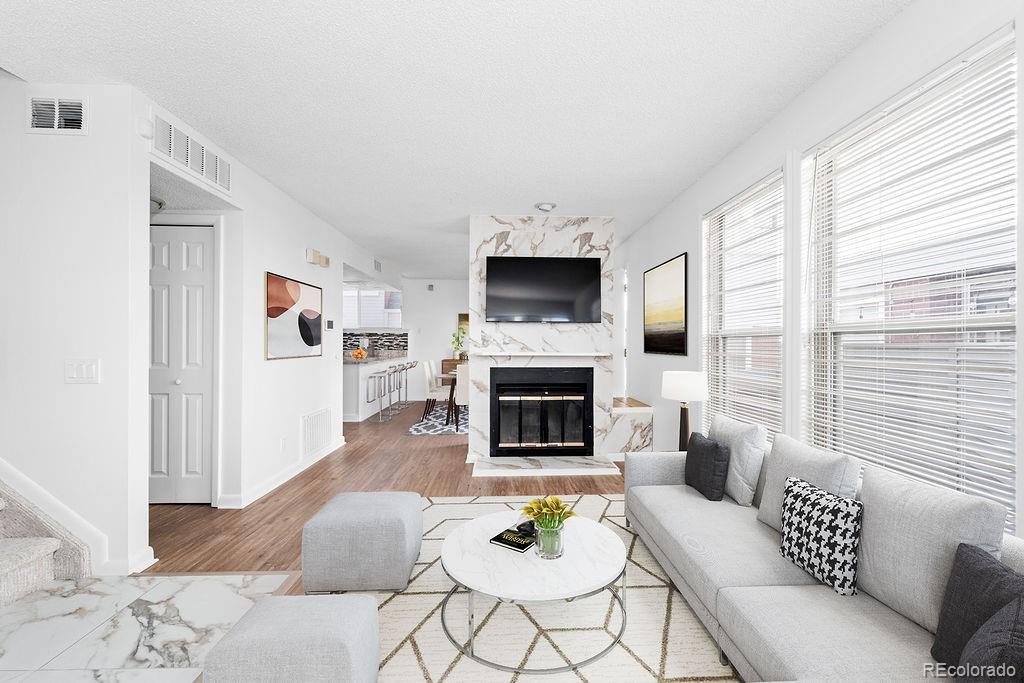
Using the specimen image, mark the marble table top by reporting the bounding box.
[440,510,626,602]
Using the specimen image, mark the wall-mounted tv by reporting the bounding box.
[485,256,601,323]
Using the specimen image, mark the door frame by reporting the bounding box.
[149,212,223,506]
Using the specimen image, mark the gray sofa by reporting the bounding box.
[625,443,1024,682]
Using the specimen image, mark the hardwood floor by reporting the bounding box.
[147,400,623,575]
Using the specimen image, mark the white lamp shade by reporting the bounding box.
[661,371,708,403]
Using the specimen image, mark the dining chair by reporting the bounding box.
[422,361,450,420]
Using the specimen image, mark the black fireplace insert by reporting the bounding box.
[489,366,594,457]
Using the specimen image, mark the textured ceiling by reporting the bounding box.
[0,0,911,278]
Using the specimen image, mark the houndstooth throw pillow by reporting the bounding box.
[780,476,864,596]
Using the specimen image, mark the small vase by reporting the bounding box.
[535,523,564,560]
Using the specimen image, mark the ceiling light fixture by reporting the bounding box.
[534,202,557,213]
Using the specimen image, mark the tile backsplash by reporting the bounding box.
[343,331,409,351]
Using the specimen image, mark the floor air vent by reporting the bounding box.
[302,408,334,458]
[152,115,231,193]
[28,97,86,134]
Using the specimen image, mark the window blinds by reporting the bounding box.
[703,172,785,433]
[803,32,1017,528]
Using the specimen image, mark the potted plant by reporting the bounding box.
[521,496,576,559]
[450,327,467,360]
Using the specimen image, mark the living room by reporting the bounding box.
[1,0,1023,680]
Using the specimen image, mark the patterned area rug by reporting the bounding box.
[373,495,738,682]
[409,405,468,435]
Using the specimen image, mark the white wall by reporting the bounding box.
[621,0,1024,451]
[401,278,468,401]
[0,80,153,573]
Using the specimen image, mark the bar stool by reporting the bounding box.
[392,362,409,410]
[385,365,402,416]
[399,360,415,409]
[366,371,392,422]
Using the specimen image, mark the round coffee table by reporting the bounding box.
[439,510,627,674]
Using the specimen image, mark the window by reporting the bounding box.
[342,288,403,328]
[703,171,785,433]
[803,32,1017,528]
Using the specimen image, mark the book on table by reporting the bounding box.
[489,524,536,553]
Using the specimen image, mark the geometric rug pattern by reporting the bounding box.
[373,495,738,682]
[408,405,469,435]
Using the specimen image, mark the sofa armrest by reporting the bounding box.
[624,451,686,491]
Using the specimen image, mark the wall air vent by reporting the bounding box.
[373,259,383,272]
[28,97,87,134]
[152,115,231,194]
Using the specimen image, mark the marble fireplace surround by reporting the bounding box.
[467,215,619,464]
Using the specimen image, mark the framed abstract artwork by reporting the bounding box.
[643,253,687,355]
[266,272,323,359]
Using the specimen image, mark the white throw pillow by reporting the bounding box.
[756,434,847,531]
[708,415,767,506]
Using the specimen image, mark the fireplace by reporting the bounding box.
[489,367,594,457]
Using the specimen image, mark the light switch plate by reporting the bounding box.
[65,359,100,384]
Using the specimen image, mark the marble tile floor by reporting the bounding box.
[0,573,291,682]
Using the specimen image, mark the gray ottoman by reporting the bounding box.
[204,595,378,683]
[302,491,423,592]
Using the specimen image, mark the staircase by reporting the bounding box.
[0,484,90,606]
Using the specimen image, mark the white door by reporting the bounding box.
[149,225,214,503]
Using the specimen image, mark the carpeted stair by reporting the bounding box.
[0,498,62,606]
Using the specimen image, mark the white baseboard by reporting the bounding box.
[0,454,110,575]
[240,437,345,507]
[93,545,157,576]
[214,493,244,509]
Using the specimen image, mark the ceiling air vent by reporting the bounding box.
[152,115,231,194]
[28,97,86,134]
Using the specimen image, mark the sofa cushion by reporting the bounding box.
[629,484,817,617]
[756,434,848,532]
[931,544,1024,665]
[857,467,1007,634]
[708,415,767,506]
[717,584,934,681]
[781,477,864,596]
[684,432,730,501]
[960,597,1024,678]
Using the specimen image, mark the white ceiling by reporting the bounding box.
[0,0,911,278]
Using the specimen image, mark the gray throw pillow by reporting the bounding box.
[684,432,731,502]
[756,434,848,532]
[931,544,1024,665]
[708,415,767,506]
[960,597,1024,680]
[857,467,1007,633]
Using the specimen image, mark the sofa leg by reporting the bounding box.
[718,645,729,667]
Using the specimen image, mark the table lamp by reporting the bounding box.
[661,371,709,451]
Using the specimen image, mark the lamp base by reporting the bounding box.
[678,403,690,451]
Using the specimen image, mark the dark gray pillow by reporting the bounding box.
[684,432,731,502]
[959,597,1024,682]
[932,544,1024,665]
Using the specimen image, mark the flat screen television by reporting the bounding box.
[485,256,602,323]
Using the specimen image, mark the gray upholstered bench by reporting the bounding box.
[204,594,379,683]
[302,491,423,592]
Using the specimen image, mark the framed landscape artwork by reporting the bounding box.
[643,253,687,355]
[266,272,323,360]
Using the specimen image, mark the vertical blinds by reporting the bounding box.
[803,32,1017,528]
[704,172,785,433]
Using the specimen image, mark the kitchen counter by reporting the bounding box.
[342,355,412,422]
[342,354,408,366]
